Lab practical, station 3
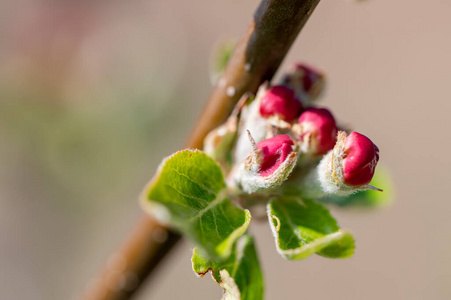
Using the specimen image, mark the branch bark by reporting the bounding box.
[188,0,321,148]
[83,1,320,299]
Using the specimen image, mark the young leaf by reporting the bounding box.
[267,197,355,260]
[141,150,251,259]
[210,39,236,85]
[192,235,264,300]
[318,166,393,207]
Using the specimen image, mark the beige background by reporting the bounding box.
[1,0,450,299]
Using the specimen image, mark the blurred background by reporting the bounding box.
[1,0,450,299]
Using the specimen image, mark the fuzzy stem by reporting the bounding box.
[83,1,320,299]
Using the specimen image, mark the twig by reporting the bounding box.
[188,0,321,148]
[83,1,320,299]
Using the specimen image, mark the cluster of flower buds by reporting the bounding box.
[205,62,381,199]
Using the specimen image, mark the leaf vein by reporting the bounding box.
[164,183,209,206]
[169,167,219,196]
[188,190,227,222]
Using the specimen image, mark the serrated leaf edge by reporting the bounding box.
[139,151,181,224]
[139,149,218,224]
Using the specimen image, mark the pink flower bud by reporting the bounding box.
[281,63,326,104]
[236,133,297,193]
[293,63,325,98]
[342,132,380,186]
[317,131,381,195]
[259,86,303,122]
[257,135,295,177]
[297,108,337,155]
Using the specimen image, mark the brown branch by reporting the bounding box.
[187,0,321,148]
[83,1,320,299]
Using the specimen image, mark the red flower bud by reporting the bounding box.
[293,63,325,97]
[317,131,381,195]
[236,133,297,193]
[297,108,337,155]
[281,63,326,105]
[259,86,303,122]
[257,135,294,177]
[342,132,380,186]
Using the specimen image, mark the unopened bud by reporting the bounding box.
[236,133,297,193]
[259,86,303,122]
[282,63,325,104]
[295,108,337,155]
[342,132,380,186]
[256,134,295,177]
[318,131,380,195]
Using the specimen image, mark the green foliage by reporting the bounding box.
[192,235,264,300]
[141,150,251,259]
[267,197,355,260]
[140,148,387,299]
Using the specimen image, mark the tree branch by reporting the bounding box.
[187,0,321,148]
[83,1,320,299]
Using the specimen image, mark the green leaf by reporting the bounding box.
[267,197,355,260]
[141,150,251,259]
[210,39,236,85]
[319,166,394,207]
[192,235,264,300]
